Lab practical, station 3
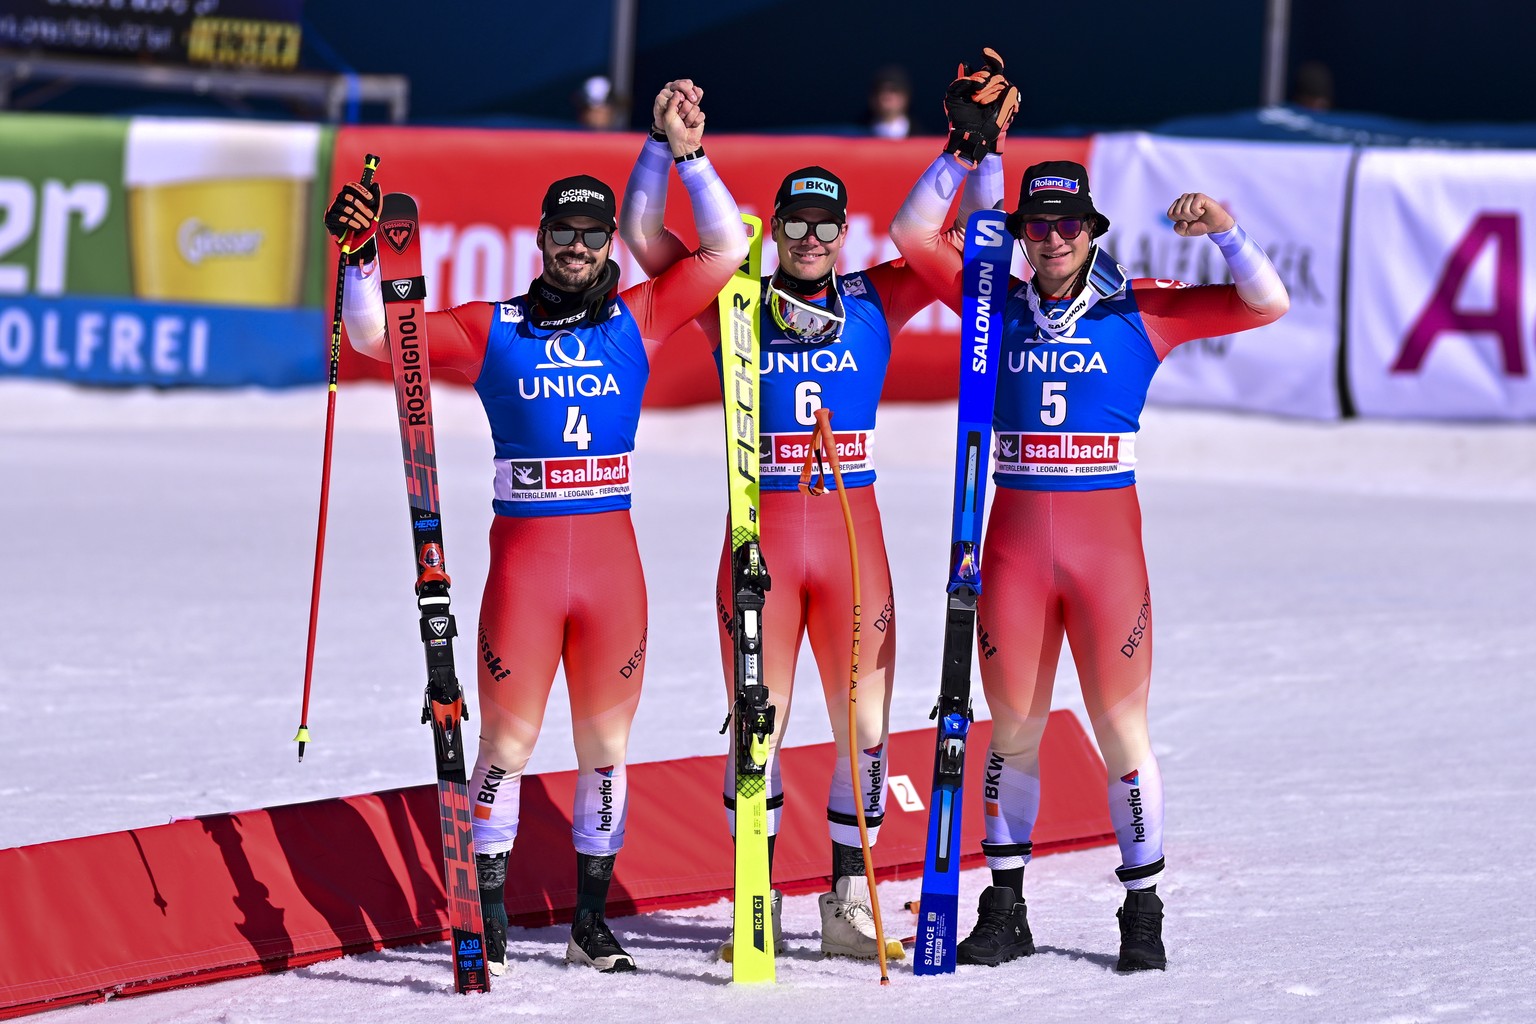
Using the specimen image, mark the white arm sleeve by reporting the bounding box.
[958,152,1006,225]
[341,263,389,361]
[619,137,674,259]
[1209,224,1290,315]
[894,153,971,239]
[673,153,746,261]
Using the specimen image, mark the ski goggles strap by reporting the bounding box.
[1026,245,1128,337]
[769,283,846,343]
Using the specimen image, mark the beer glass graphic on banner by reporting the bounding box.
[125,119,321,307]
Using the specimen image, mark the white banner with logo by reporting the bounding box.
[1089,133,1352,419]
[1348,149,1536,419]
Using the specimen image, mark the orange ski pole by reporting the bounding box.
[799,406,891,984]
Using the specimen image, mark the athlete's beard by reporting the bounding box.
[543,252,604,292]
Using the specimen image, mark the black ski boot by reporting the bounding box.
[956,885,1035,966]
[566,909,637,973]
[477,851,510,976]
[483,902,509,977]
[1115,889,1167,972]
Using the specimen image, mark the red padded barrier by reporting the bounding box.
[0,711,1109,1018]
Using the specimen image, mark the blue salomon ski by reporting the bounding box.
[914,209,1009,975]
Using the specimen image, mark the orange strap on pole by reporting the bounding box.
[799,407,890,984]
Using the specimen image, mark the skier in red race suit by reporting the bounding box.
[891,52,1290,972]
[620,77,1001,961]
[325,84,746,975]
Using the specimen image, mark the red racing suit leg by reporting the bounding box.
[467,510,647,859]
[716,486,896,848]
[976,486,1165,888]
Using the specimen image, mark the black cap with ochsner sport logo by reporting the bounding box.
[541,174,617,229]
[774,166,847,220]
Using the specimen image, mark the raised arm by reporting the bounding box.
[341,264,490,382]
[889,49,1017,315]
[327,178,489,381]
[870,149,1005,331]
[1135,193,1291,356]
[620,80,706,277]
[619,81,747,353]
[888,153,975,316]
[958,151,1005,224]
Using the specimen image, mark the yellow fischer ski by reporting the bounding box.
[719,214,774,983]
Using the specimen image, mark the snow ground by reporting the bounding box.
[3,380,1533,1023]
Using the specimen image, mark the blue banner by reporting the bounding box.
[0,295,324,387]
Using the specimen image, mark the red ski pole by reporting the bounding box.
[295,153,380,761]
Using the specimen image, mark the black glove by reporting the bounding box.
[324,180,382,264]
[944,47,1020,165]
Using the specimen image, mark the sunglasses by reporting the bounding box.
[1020,217,1087,243]
[545,226,612,249]
[780,219,843,243]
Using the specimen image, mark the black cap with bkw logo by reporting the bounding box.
[773,166,847,220]
[540,174,617,229]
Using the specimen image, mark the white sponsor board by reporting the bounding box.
[1349,149,1536,419]
[1090,133,1351,419]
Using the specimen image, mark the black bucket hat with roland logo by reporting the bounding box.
[1006,160,1110,239]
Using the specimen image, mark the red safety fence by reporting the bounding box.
[0,711,1110,1018]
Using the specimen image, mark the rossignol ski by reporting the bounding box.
[719,214,774,984]
[376,192,491,995]
[914,209,1009,975]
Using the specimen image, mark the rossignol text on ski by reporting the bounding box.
[376,191,491,995]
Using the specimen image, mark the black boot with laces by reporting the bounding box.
[566,909,637,972]
[1116,889,1167,972]
[956,885,1035,966]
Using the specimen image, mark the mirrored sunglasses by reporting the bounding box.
[1021,217,1087,243]
[781,219,842,243]
[546,226,612,249]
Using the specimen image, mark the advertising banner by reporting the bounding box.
[1090,132,1351,419]
[0,293,322,386]
[1348,149,1536,419]
[329,128,1090,405]
[0,112,329,387]
[0,1,304,69]
[0,113,131,298]
[125,118,321,309]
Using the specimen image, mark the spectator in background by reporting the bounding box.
[575,74,625,130]
[866,65,912,138]
[1291,60,1334,111]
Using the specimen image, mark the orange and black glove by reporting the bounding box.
[943,47,1020,164]
[323,180,382,264]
